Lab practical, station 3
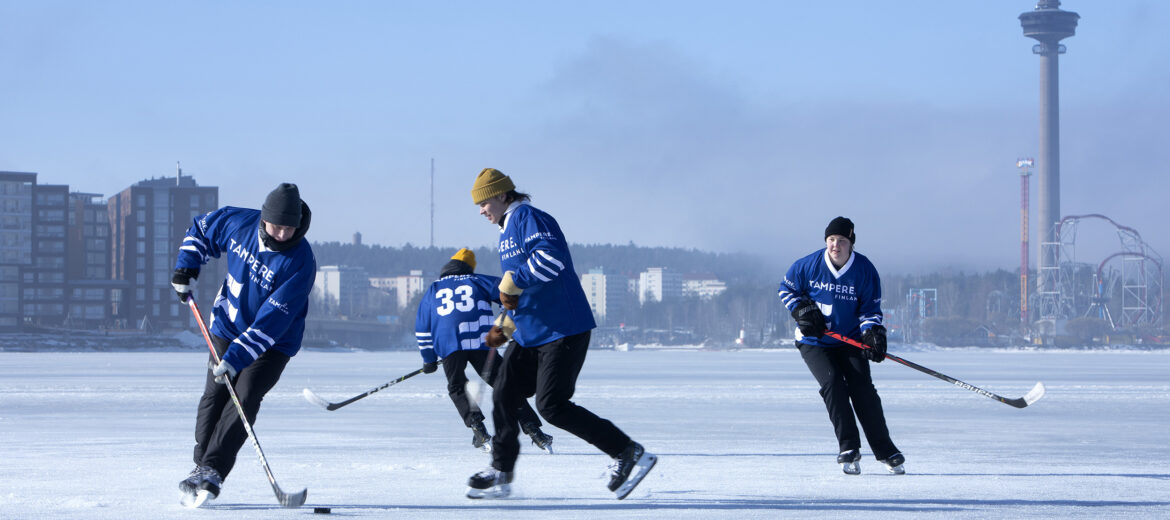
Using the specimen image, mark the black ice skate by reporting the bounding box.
[837,449,861,475]
[880,452,906,475]
[466,467,513,499]
[471,422,492,453]
[178,464,213,496]
[180,467,221,508]
[607,441,657,500]
[523,424,554,454]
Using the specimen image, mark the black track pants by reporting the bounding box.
[192,334,289,479]
[490,331,631,472]
[798,342,899,460]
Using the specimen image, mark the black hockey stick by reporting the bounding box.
[303,368,424,411]
[824,331,1045,408]
[188,299,307,508]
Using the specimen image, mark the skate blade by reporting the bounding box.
[477,443,493,454]
[466,483,511,499]
[841,461,860,475]
[180,489,213,508]
[614,452,657,500]
[885,464,906,475]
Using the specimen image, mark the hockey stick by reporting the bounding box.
[823,331,1045,408]
[303,368,424,411]
[464,340,506,408]
[188,299,307,508]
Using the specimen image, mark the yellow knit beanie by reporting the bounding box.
[471,168,515,204]
[450,248,476,271]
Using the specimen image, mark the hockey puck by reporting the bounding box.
[313,507,331,514]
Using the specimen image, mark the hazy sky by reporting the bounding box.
[2,1,1167,274]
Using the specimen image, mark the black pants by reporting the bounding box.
[798,342,899,460]
[193,334,289,479]
[442,348,541,430]
[491,331,630,472]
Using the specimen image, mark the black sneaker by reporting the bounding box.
[880,452,906,475]
[466,467,513,499]
[837,449,861,475]
[471,422,492,452]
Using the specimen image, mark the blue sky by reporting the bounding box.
[1,1,1167,274]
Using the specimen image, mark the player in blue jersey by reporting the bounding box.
[463,168,656,500]
[415,248,552,453]
[778,216,904,475]
[171,183,317,502]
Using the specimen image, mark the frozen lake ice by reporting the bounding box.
[1,347,1168,519]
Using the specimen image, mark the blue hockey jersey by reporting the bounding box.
[778,248,884,347]
[414,274,501,362]
[496,202,595,347]
[175,207,317,371]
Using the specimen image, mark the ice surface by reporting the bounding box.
[1,348,1167,519]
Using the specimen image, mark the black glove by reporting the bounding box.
[861,325,887,363]
[171,267,200,302]
[791,299,826,339]
[421,361,438,374]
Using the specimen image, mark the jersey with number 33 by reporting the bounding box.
[414,273,502,362]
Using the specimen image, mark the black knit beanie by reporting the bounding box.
[440,259,474,278]
[824,216,856,243]
[261,183,302,227]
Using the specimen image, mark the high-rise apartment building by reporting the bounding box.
[0,171,35,330]
[65,192,124,328]
[108,173,218,330]
[313,265,371,317]
[22,183,69,325]
[580,267,632,325]
[638,267,682,304]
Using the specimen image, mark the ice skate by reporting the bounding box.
[471,422,492,453]
[180,467,221,508]
[523,424,554,454]
[838,449,861,475]
[880,452,906,475]
[607,441,657,499]
[466,467,513,499]
[178,464,213,496]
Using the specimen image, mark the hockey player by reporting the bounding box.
[414,248,553,453]
[173,183,317,504]
[463,168,657,500]
[778,216,905,475]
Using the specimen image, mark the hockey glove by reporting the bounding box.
[422,361,439,374]
[171,267,200,302]
[791,299,826,339]
[498,271,522,310]
[861,325,887,363]
[212,359,238,384]
[485,313,515,348]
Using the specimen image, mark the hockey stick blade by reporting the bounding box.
[1005,381,1046,409]
[302,388,336,410]
[277,487,308,508]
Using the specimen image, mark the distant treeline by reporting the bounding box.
[310,241,775,282]
[310,241,1166,347]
